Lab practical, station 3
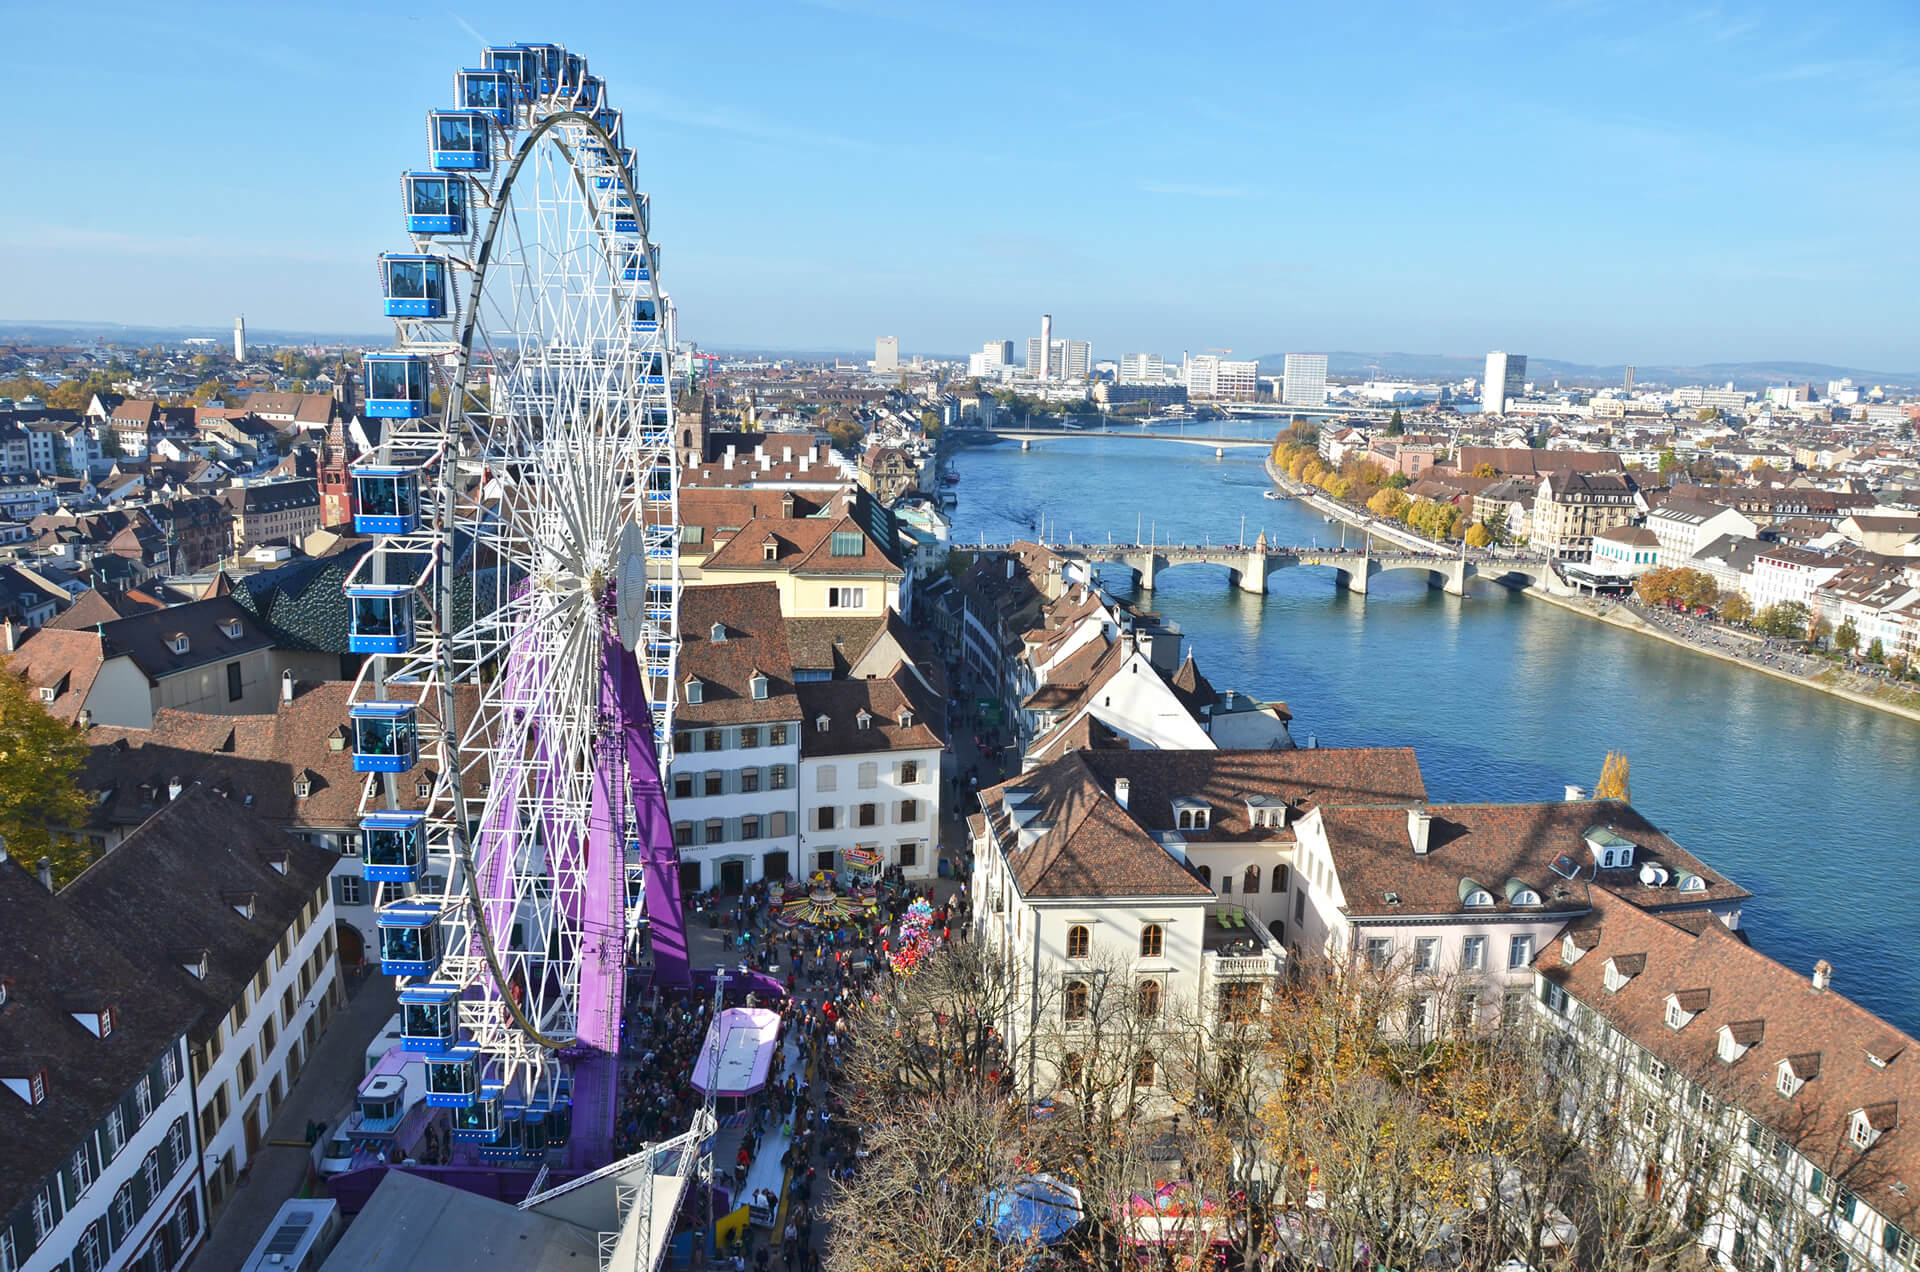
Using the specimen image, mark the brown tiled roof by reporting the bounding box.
[80,681,472,832]
[5,627,113,722]
[979,753,1214,900]
[675,584,800,728]
[1457,447,1624,477]
[46,588,165,631]
[1538,893,1920,1223]
[1317,799,1748,919]
[1166,650,1217,716]
[796,671,944,757]
[784,616,887,678]
[63,788,336,1047]
[1082,748,1428,844]
[98,596,272,678]
[701,515,903,578]
[680,488,822,555]
[0,857,204,1220]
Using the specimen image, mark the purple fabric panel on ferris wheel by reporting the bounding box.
[617,627,692,990]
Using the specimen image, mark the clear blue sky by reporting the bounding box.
[4,0,1917,369]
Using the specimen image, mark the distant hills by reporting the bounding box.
[1256,351,1920,391]
[0,319,387,349]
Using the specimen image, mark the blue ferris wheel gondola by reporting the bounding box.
[360,810,427,883]
[632,298,659,335]
[404,173,467,235]
[348,700,418,772]
[362,353,431,419]
[376,903,442,977]
[457,68,516,126]
[482,45,536,99]
[381,255,448,318]
[429,110,491,171]
[620,243,651,282]
[398,983,461,1055]
[612,192,648,237]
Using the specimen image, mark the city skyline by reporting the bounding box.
[3,0,1918,368]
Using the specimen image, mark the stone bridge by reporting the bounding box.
[1002,533,1550,596]
[983,426,1272,456]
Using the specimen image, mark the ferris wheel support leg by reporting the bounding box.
[616,633,691,991]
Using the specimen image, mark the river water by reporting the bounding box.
[947,423,1920,1033]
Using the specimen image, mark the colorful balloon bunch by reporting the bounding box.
[887,897,942,975]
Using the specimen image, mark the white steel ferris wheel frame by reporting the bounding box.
[349,57,680,1104]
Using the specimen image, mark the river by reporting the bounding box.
[946,423,1920,1033]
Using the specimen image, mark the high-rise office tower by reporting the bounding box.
[233,315,246,361]
[874,336,899,373]
[1059,340,1091,381]
[1281,353,1328,406]
[983,339,1013,367]
[1120,353,1165,384]
[1484,351,1527,414]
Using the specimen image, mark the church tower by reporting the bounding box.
[319,415,356,529]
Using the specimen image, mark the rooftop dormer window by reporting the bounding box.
[750,672,768,701]
[169,633,189,655]
[1171,797,1210,831]
[1,1065,47,1106]
[1504,878,1542,907]
[684,677,703,705]
[762,538,778,562]
[221,617,244,639]
[816,715,830,733]
[1460,878,1495,908]
[855,710,871,730]
[294,778,311,799]
[1665,990,1707,1030]
[1603,954,1644,993]
[711,622,727,642]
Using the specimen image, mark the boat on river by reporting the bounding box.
[1263,489,1286,501]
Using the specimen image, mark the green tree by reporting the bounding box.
[0,673,97,887]
[1719,593,1753,626]
[1810,614,1833,647]
[1758,601,1809,640]
[1657,448,1680,475]
[1867,637,1886,663]
[1835,617,1860,655]
[918,409,942,439]
[1386,408,1405,436]
[1483,508,1509,545]
[1595,750,1631,802]
[191,378,229,404]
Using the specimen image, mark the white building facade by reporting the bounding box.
[1281,353,1329,406]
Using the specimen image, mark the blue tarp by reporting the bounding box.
[984,1173,1082,1246]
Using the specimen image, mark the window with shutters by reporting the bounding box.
[133,1076,153,1123]
[103,1107,126,1159]
[898,799,919,822]
[769,725,788,746]
[857,803,879,827]
[771,765,790,790]
[897,841,917,867]
[705,770,724,797]
[857,762,878,789]
[704,729,724,751]
[900,760,919,784]
[742,817,760,841]
[142,1148,162,1198]
[110,1182,134,1239]
[740,727,760,748]
[741,768,760,793]
[816,767,836,792]
[770,811,790,837]
[70,1144,97,1198]
[673,773,694,798]
[816,807,836,831]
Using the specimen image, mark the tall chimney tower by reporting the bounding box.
[233,314,247,361]
[1039,313,1052,380]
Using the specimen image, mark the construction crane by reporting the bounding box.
[1207,348,1233,355]
[690,351,719,386]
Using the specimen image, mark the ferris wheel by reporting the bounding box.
[341,42,689,1169]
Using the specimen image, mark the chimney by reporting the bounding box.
[1005,557,1015,581]
[76,709,92,728]
[723,450,733,470]
[1564,784,1589,802]
[281,670,295,703]
[167,777,184,801]
[36,856,53,892]
[1812,959,1832,993]
[799,453,810,472]
[1407,808,1432,855]
[2,618,21,652]
[1114,777,1130,810]
[782,446,792,462]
